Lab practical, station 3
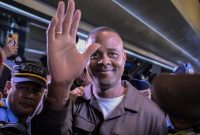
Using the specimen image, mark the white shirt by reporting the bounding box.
[93,91,125,119]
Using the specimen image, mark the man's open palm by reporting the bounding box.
[47,0,99,83]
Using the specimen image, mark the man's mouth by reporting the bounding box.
[20,102,34,108]
[97,70,114,74]
[99,70,112,72]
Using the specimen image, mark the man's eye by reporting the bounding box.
[32,88,43,93]
[91,53,99,59]
[16,85,27,91]
[109,52,118,58]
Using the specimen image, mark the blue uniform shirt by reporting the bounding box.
[0,98,18,123]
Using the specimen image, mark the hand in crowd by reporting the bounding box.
[70,86,84,97]
[47,0,99,84]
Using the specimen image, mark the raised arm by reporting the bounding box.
[46,0,99,108]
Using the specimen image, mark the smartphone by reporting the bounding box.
[6,32,19,47]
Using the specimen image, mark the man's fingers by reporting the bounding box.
[55,1,65,33]
[47,16,57,44]
[83,43,100,62]
[63,0,75,35]
[70,10,81,39]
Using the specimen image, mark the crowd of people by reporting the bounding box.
[0,0,199,135]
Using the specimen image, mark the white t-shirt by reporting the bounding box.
[93,91,125,119]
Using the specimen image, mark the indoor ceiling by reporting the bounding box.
[38,0,200,71]
[3,0,200,71]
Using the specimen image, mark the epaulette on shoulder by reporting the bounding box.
[0,100,6,108]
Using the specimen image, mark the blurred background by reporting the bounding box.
[1,0,200,81]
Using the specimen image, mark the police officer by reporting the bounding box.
[0,63,46,134]
[130,79,152,99]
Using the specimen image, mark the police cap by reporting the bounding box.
[11,63,47,88]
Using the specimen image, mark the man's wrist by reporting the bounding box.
[46,81,71,108]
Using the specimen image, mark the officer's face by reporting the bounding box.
[88,31,126,89]
[8,81,44,118]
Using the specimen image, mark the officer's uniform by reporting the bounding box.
[0,98,18,123]
[0,63,46,135]
[0,98,25,135]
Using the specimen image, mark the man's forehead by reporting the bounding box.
[88,30,122,41]
[96,47,122,53]
[98,31,121,40]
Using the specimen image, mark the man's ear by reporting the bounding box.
[123,50,127,62]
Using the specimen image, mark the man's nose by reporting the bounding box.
[24,88,36,98]
[28,92,35,98]
[97,56,111,65]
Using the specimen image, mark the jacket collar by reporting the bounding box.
[82,80,140,113]
[122,80,140,112]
